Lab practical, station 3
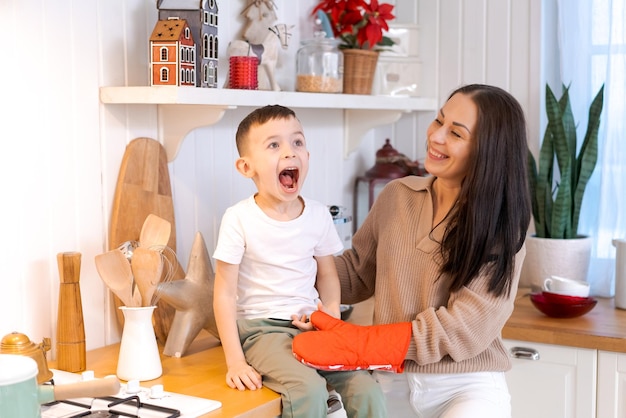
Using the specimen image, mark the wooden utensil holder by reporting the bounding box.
[56,252,86,372]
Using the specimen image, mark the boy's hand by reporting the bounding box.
[291,313,313,331]
[226,360,263,391]
[291,302,340,331]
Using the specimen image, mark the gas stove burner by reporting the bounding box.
[42,370,221,418]
[54,395,181,418]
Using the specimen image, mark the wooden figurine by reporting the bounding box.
[150,19,196,87]
[157,0,219,88]
[225,0,293,91]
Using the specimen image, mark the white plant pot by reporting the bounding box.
[519,235,592,291]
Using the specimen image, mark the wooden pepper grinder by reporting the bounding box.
[56,252,86,372]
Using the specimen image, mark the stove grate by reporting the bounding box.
[52,395,181,418]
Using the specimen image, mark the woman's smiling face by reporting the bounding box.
[424,93,477,186]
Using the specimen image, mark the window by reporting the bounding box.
[557,0,626,295]
[160,47,168,62]
[208,62,215,86]
[210,34,218,59]
[160,67,169,82]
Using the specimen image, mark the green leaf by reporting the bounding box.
[572,84,604,235]
[545,85,573,238]
[378,36,395,47]
[535,127,553,236]
[528,150,540,232]
[559,84,577,206]
[530,83,605,239]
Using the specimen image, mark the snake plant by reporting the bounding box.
[528,83,605,239]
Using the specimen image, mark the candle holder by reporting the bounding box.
[229,56,259,90]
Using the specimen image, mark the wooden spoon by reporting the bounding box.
[131,247,163,307]
[95,249,140,307]
[139,214,171,250]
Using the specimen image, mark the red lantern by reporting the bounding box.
[353,139,425,232]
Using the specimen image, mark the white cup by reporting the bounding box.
[543,275,590,297]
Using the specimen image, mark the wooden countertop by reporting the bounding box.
[50,332,281,418]
[47,292,626,418]
[503,288,626,352]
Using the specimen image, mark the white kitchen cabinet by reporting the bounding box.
[597,351,626,418]
[503,339,597,418]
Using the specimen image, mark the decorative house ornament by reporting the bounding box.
[150,19,196,86]
[157,0,219,88]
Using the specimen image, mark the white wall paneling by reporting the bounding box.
[0,0,541,354]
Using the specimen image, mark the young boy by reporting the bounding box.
[212,105,386,418]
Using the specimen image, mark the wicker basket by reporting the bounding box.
[342,49,380,95]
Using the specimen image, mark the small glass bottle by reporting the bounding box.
[296,32,343,93]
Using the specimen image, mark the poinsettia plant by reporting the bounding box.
[312,0,395,50]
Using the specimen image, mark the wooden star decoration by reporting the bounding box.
[158,231,219,357]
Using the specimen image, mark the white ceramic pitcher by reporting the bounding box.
[612,238,626,309]
[116,306,162,381]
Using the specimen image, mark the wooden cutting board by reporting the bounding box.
[109,137,184,344]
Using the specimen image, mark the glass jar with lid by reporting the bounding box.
[296,32,343,93]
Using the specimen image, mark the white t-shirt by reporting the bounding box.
[213,195,344,320]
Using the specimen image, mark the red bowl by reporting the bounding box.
[530,293,597,318]
[541,291,591,305]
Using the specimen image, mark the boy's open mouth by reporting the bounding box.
[279,168,299,190]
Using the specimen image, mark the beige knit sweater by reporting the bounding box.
[336,175,525,374]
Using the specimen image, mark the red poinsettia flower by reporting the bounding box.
[358,0,395,47]
[312,0,395,50]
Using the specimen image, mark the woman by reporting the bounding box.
[293,84,531,417]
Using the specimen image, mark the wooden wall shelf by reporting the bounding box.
[100,86,438,161]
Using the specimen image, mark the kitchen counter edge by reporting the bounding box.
[503,288,626,352]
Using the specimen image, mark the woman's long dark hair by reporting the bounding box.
[439,84,531,297]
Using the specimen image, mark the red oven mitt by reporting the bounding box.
[292,311,412,373]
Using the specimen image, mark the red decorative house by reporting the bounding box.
[150,19,196,86]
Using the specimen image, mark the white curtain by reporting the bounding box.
[557,0,626,296]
